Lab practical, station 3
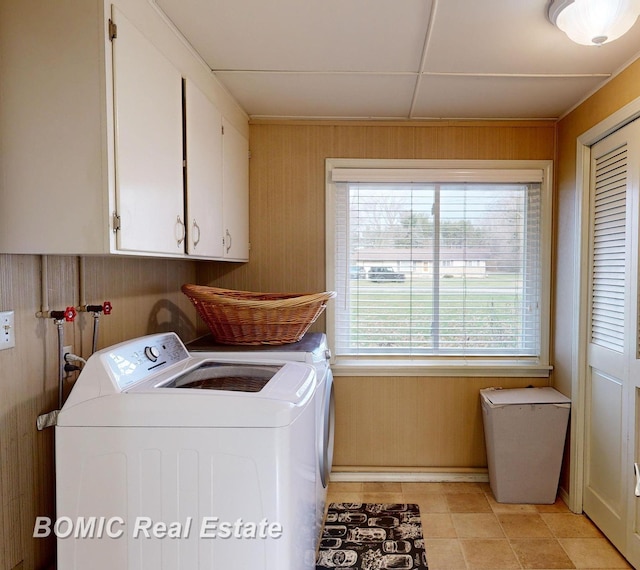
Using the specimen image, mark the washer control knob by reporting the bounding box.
[144,346,160,362]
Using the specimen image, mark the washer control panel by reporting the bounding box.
[104,333,189,390]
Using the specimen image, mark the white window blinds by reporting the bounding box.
[332,175,544,357]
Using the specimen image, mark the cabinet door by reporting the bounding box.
[222,119,250,261]
[111,6,184,255]
[184,79,224,257]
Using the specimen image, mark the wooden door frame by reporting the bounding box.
[570,96,640,513]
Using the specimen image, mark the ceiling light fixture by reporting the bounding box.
[548,0,640,45]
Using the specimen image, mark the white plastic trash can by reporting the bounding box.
[480,387,571,504]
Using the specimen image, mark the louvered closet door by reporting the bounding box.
[583,119,640,562]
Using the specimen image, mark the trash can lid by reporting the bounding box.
[481,387,571,405]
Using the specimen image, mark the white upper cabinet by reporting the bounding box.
[112,6,184,255]
[222,119,250,261]
[0,0,248,260]
[184,79,224,258]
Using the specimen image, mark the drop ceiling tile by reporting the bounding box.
[155,0,432,72]
[151,0,640,120]
[426,0,640,75]
[412,75,607,119]
[215,72,417,118]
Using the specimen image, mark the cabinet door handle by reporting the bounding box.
[176,216,186,246]
[225,229,232,254]
[192,220,201,248]
[634,463,640,497]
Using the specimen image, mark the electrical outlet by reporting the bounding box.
[63,345,75,377]
[0,311,15,350]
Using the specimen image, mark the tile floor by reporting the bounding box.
[326,481,633,569]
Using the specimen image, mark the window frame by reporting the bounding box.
[325,158,553,378]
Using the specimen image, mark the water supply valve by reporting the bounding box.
[79,301,113,315]
[49,306,77,322]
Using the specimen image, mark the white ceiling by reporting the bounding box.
[153,0,640,121]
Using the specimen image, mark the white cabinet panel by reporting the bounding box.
[112,6,184,255]
[0,0,110,254]
[222,119,250,261]
[184,79,224,258]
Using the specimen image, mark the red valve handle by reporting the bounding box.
[103,301,112,315]
[64,306,77,322]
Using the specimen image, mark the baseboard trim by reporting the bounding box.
[558,486,575,513]
[329,469,489,483]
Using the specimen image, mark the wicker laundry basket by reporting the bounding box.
[181,284,336,345]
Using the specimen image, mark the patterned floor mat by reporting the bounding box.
[316,503,428,569]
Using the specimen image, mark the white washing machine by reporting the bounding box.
[56,332,320,570]
[187,332,335,541]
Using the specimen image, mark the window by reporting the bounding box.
[326,159,552,376]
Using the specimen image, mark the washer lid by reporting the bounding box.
[481,387,571,406]
[57,360,317,428]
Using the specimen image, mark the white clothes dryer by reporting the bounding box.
[187,332,335,541]
[56,332,320,570]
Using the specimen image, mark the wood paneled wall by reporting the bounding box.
[0,254,199,570]
[200,119,557,470]
[333,376,548,470]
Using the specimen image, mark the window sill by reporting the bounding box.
[331,358,553,378]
